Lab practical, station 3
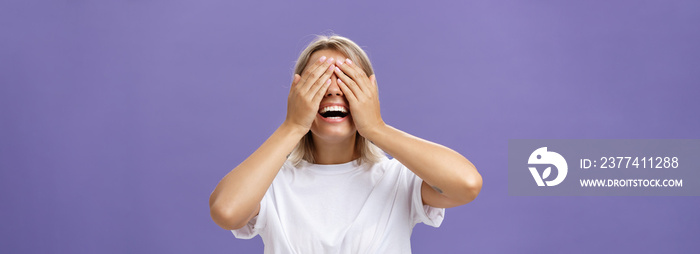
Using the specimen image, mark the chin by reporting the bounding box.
[310,118,357,143]
[310,128,356,142]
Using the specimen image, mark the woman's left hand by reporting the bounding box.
[333,58,386,139]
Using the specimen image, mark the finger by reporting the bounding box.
[336,58,370,86]
[308,64,336,98]
[297,56,325,87]
[334,65,364,96]
[336,77,358,103]
[300,57,334,93]
[369,74,377,89]
[350,60,374,92]
[289,74,301,94]
[300,56,327,81]
[291,74,301,87]
[312,78,333,104]
[344,58,366,78]
[334,58,361,84]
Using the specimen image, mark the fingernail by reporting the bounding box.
[325,79,331,85]
[336,59,344,65]
[327,57,334,64]
[335,67,341,72]
[318,56,326,63]
[337,78,343,84]
[345,58,352,65]
[328,64,335,70]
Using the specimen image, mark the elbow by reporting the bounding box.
[209,200,249,231]
[468,173,483,202]
[458,169,483,205]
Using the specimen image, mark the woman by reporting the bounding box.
[209,34,483,253]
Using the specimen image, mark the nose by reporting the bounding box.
[325,74,343,97]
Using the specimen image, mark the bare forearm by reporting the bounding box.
[209,122,307,228]
[365,124,482,203]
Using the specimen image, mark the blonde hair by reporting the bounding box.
[288,34,386,166]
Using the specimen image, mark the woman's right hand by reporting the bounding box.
[211,56,335,230]
[284,56,336,132]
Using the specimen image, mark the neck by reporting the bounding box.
[311,133,359,165]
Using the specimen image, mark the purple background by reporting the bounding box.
[2,1,699,253]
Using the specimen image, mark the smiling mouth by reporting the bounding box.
[319,105,349,119]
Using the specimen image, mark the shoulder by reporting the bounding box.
[372,157,400,169]
[281,159,297,170]
[267,159,301,182]
[378,157,412,174]
[367,157,417,182]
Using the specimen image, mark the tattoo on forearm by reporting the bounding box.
[431,185,443,194]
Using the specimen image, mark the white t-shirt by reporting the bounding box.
[231,157,445,254]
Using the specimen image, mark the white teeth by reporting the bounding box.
[319,105,348,114]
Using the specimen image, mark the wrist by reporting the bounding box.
[361,121,389,142]
[280,121,310,139]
